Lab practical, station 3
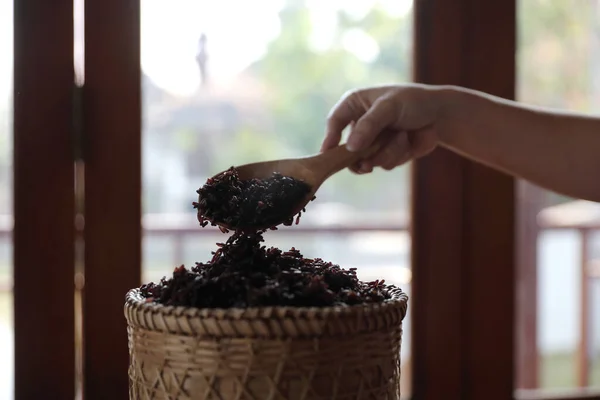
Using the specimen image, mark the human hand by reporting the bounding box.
[322,84,445,174]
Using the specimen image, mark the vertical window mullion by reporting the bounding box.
[13,0,76,398]
[411,1,516,400]
[82,0,141,398]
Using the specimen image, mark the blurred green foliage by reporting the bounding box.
[223,0,413,211]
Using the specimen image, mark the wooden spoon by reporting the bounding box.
[207,141,382,231]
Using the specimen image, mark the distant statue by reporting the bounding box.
[196,33,209,88]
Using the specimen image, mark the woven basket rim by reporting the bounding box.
[125,286,408,321]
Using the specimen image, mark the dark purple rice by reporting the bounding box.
[139,231,396,308]
[193,167,313,230]
[139,165,397,309]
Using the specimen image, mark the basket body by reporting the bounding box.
[125,288,408,400]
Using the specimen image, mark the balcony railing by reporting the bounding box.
[0,201,598,391]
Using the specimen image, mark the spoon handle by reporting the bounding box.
[309,141,383,179]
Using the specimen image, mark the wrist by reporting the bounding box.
[430,85,469,145]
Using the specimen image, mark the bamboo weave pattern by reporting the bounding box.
[126,288,408,400]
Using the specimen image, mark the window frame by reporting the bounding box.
[411,1,516,399]
[13,0,76,398]
[81,0,141,398]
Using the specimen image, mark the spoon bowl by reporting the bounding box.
[205,142,381,231]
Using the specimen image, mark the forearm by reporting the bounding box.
[436,86,600,202]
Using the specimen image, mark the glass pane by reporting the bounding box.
[517,0,600,391]
[0,0,13,398]
[141,0,413,396]
[588,234,600,387]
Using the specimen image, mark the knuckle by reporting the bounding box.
[344,89,370,112]
[342,88,359,101]
[377,96,397,111]
[331,89,369,125]
[380,88,403,104]
[340,89,361,109]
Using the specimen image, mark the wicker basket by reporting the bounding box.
[125,287,408,400]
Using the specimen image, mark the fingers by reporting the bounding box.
[349,130,395,174]
[322,91,365,152]
[350,131,412,174]
[349,121,376,174]
[324,85,438,173]
[346,95,397,152]
[349,160,374,175]
[378,132,412,170]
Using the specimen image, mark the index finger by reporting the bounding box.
[346,96,396,152]
[321,91,366,152]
